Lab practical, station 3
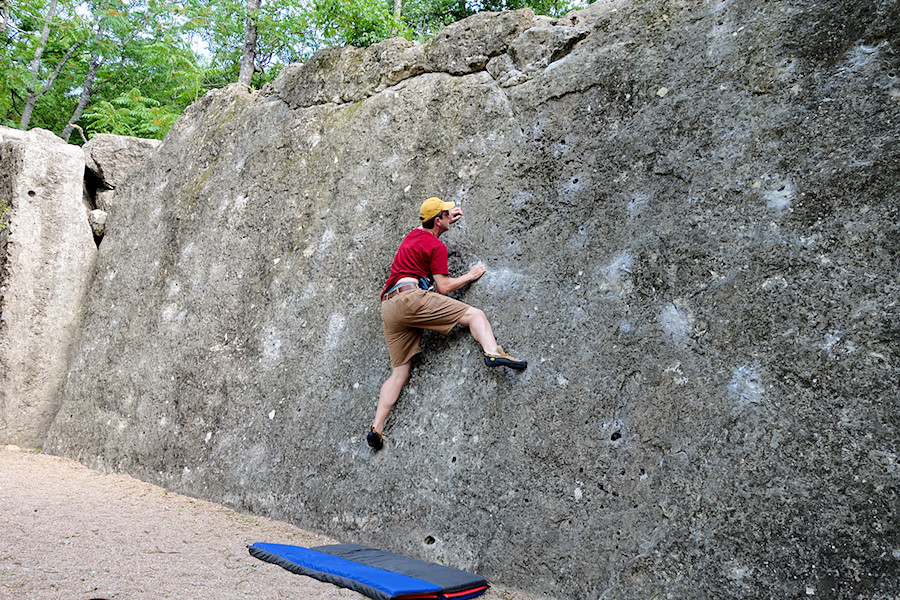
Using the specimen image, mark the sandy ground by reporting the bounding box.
[1,446,537,600]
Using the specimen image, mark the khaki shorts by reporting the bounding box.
[381,289,471,367]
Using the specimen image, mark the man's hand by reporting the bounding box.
[448,207,464,223]
[466,263,486,282]
[433,262,485,294]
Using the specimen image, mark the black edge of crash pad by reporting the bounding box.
[313,543,489,593]
[248,544,394,600]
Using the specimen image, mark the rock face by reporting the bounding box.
[82,133,162,192]
[45,1,899,598]
[82,133,162,220]
[0,127,96,447]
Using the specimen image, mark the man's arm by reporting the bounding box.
[433,264,486,294]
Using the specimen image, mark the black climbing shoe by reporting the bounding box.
[366,426,383,451]
[484,345,527,370]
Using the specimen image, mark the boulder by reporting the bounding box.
[43,1,900,598]
[423,9,535,74]
[269,38,427,107]
[82,133,161,190]
[269,9,536,108]
[0,126,96,448]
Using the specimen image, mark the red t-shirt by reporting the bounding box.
[381,228,449,297]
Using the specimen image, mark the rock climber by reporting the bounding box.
[367,197,527,451]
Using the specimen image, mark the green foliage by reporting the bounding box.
[2,0,206,139]
[83,88,178,138]
[402,0,584,39]
[311,0,406,48]
[180,0,313,88]
[401,0,465,38]
[477,0,579,15]
[2,0,89,129]
[0,70,22,128]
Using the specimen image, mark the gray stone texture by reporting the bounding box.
[89,209,109,238]
[82,133,162,220]
[83,133,162,191]
[45,1,899,598]
[0,126,96,448]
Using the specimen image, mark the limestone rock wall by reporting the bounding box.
[45,1,899,598]
[83,133,162,213]
[0,127,96,447]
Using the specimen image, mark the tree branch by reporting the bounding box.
[62,25,104,142]
[2,1,11,34]
[68,122,88,144]
[238,0,261,87]
[27,0,59,86]
[20,0,59,127]
[38,40,84,96]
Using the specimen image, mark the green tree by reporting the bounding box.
[19,0,77,128]
[401,0,583,39]
[237,0,261,86]
[2,0,205,139]
[181,0,312,89]
[3,0,92,130]
[74,1,206,139]
[310,0,403,48]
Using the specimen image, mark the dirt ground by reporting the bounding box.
[0,446,538,600]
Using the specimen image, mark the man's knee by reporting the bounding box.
[392,362,411,384]
[461,306,486,325]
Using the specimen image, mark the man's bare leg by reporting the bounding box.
[459,306,527,369]
[372,360,411,436]
[458,307,499,355]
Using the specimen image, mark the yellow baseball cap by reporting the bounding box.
[419,197,455,222]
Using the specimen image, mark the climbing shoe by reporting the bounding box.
[484,345,527,370]
[366,426,383,451]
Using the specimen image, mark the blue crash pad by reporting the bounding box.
[248,542,488,600]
